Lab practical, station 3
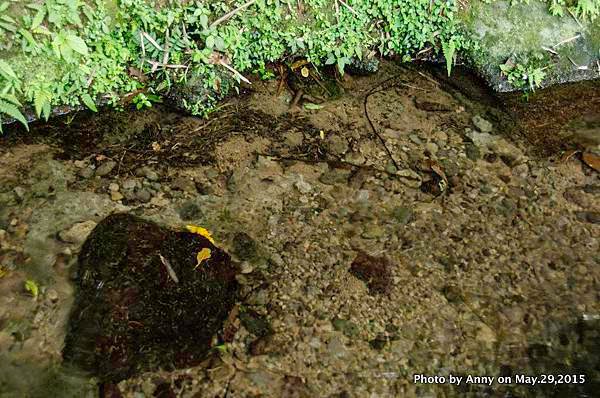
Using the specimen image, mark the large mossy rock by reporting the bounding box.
[62,213,239,382]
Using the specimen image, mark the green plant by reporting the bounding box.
[132,92,162,110]
[500,58,549,91]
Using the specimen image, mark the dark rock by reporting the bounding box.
[78,167,95,179]
[349,251,392,294]
[62,213,239,382]
[582,185,600,194]
[239,310,272,337]
[167,71,234,115]
[332,318,359,338]
[178,202,202,221]
[391,206,414,225]
[465,143,481,161]
[575,211,600,224]
[345,56,380,76]
[136,189,152,203]
[232,232,258,260]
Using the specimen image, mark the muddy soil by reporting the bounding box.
[0,61,598,397]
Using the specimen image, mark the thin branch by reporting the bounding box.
[159,254,179,284]
[338,0,358,16]
[210,0,257,29]
[142,31,164,51]
[219,59,251,84]
[552,34,581,49]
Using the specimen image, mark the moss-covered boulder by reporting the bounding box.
[62,213,239,382]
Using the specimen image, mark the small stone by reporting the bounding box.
[240,262,254,274]
[332,318,359,338]
[326,135,349,156]
[512,163,529,178]
[74,160,87,168]
[108,183,120,192]
[111,191,124,201]
[78,167,95,179]
[472,115,493,133]
[344,152,365,165]
[385,161,397,175]
[171,177,197,193]
[475,322,497,344]
[465,143,481,161]
[284,131,304,147]
[425,142,439,155]
[59,220,97,244]
[95,161,117,177]
[46,289,59,303]
[122,179,138,190]
[178,201,202,221]
[13,186,26,200]
[362,224,385,239]
[409,134,422,145]
[319,168,351,185]
[136,166,159,181]
[391,206,414,225]
[575,211,600,224]
[295,179,312,194]
[136,189,152,203]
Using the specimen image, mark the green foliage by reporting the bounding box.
[24,279,39,298]
[2,0,594,127]
[132,92,161,110]
[500,54,549,91]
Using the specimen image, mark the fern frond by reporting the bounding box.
[0,99,29,131]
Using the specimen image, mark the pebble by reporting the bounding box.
[46,289,59,303]
[392,206,414,225]
[78,167,95,179]
[13,186,25,200]
[136,189,152,203]
[284,131,304,147]
[95,161,116,177]
[295,179,312,194]
[108,183,120,192]
[425,142,439,155]
[344,152,365,165]
[326,135,349,156]
[171,177,196,193]
[136,166,159,181]
[122,179,138,190]
[472,115,493,133]
[111,191,124,201]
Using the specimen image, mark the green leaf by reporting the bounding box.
[0,21,17,32]
[442,40,456,77]
[81,93,98,112]
[66,34,88,56]
[0,99,28,131]
[0,2,9,13]
[24,279,39,298]
[1,93,22,107]
[0,59,17,79]
[205,35,215,49]
[31,7,46,30]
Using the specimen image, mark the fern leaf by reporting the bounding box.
[0,99,28,131]
[0,59,17,80]
[0,93,22,107]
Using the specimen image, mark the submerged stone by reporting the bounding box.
[62,213,239,382]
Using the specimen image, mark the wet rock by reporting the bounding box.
[122,179,138,191]
[391,206,414,225]
[349,251,392,294]
[284,131,304,147]
[171,177,196,193]
[136,166,159,181]
[95,161,116,177]
[233,232,258,260]
[136,189,152,203]
[326,135,349,156]
[472,115,493,133]
[58,221,98,244]
[62,213,239,382]
[575,211,600,224]
[346,56,379,76]
[78,167,95,179]
[319,168,351,185]
[465,143,481,161]
[110,191,124,202]
[240,310,272,337]
[295,179,312,194]
[332,318,359,338]
[178,201,202,221]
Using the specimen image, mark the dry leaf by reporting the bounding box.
[152,142,161,152]
[582,152,600,172]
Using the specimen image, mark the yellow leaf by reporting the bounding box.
[195,248,212,269]
[186,225,215,244]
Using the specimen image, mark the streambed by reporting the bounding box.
[0,61,598,397]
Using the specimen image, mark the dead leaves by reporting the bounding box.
[560,149,600,172]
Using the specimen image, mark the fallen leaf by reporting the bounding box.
[304,103,323,110]
[195,248,212,269]
[582,152,600,172]
[300,66,309,78]
[186,225,215,244]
